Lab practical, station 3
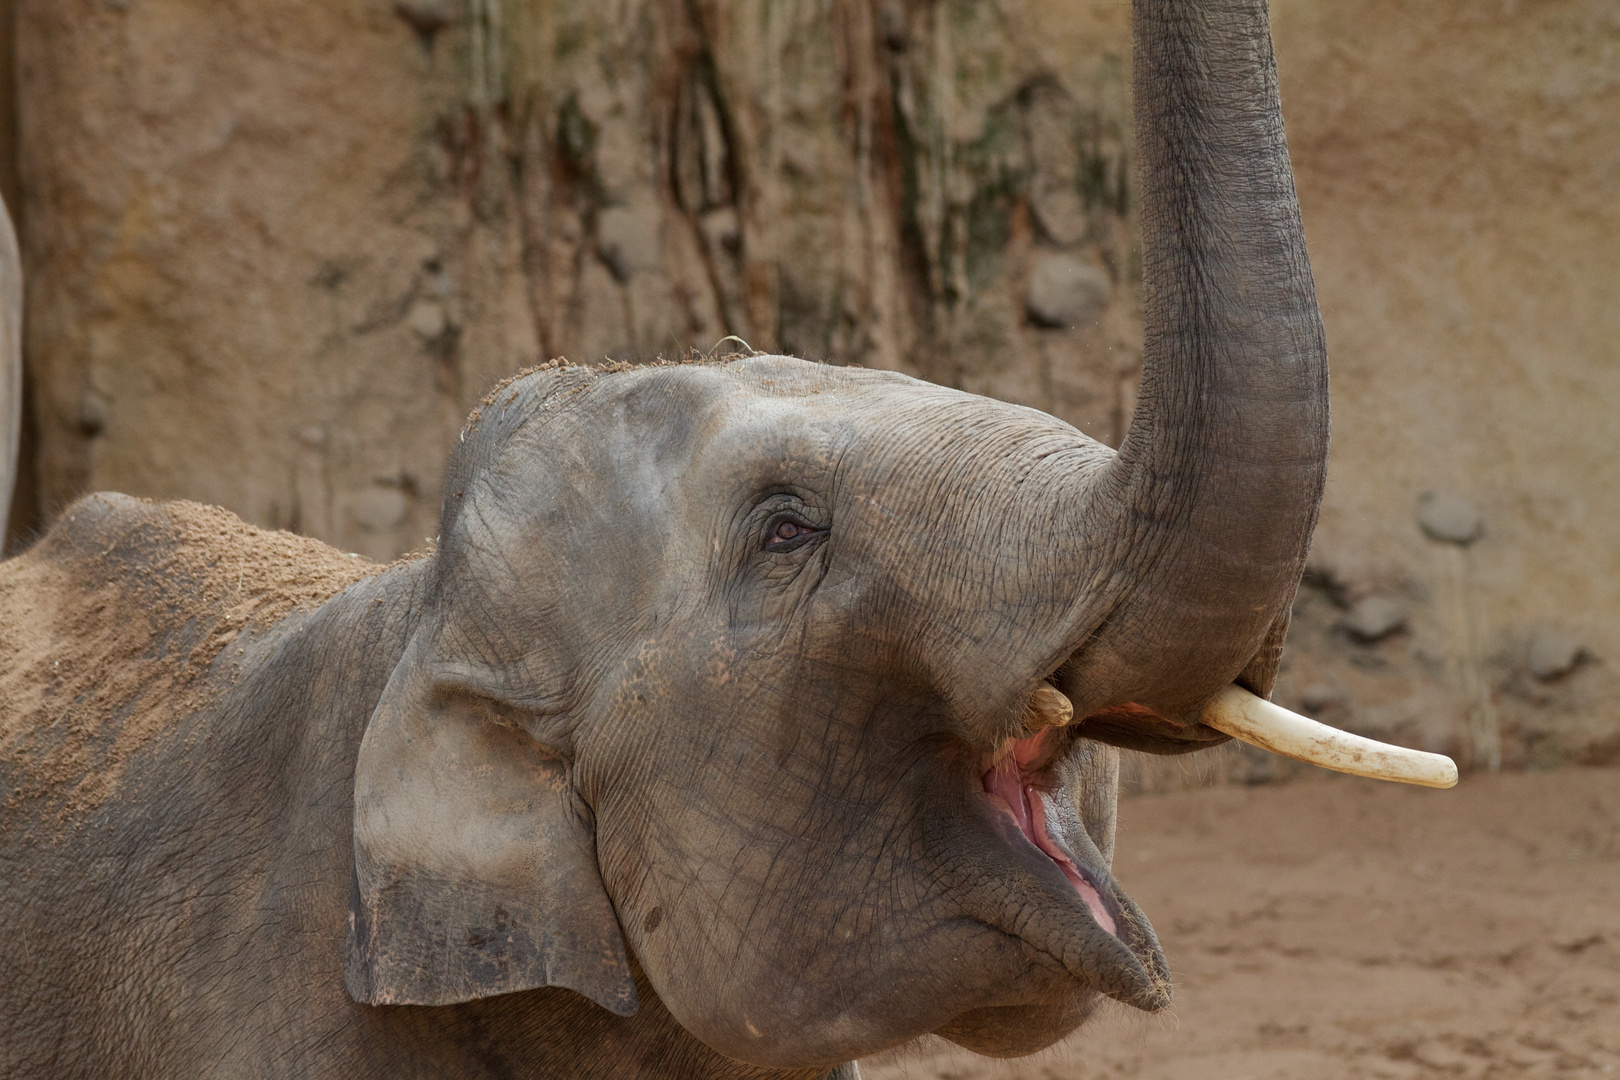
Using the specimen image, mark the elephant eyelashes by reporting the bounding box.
[764,516,824,553]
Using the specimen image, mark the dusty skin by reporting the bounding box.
[864,767,1620,1079]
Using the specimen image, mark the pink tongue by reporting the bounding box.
[984,753,1119,938]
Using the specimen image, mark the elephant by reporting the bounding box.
[0,181,19,547]
[0,0,1454,1076]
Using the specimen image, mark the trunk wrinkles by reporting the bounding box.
[1068,0,1330,723]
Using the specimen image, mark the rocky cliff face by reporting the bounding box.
[13,0,1145,562]
[1269,0,1620,772]
[9,0,1618,766]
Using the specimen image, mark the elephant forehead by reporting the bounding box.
[482,359,1114,659]
[694,366,1118,711]
[598,360,1113,621]
[636,358,1107,497]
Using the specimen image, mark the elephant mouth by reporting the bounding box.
[981,738,1119,939]
[959,722,1170,1016]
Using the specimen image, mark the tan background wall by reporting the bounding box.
[5,0,1616,764]
[12,0,1149,561]
[1270,0,1620,767]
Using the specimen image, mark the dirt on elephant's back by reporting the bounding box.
[0,495,381,815]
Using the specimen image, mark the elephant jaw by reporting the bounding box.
[935,725,1169,1056]
[982,738,1117,939]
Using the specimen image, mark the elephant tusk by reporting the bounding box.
[1201,684,1458,789]
[1026,684,1075,731]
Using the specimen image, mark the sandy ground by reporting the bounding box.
[863,766,1620,1080]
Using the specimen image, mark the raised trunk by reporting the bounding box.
[1068,0,1329,724]
[0,194,18,548]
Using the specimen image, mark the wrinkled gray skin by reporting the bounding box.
[0,0,1327,1076]
[0,189,22,547]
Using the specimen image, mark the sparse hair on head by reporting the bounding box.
[462,338,763,443]
[442,341,765,550]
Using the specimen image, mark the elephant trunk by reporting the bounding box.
[0,194,19,553]
[1066,0,1330,723]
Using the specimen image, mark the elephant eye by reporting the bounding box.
[764,517,823,552]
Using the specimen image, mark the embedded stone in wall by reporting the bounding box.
[1341,595,1407,643]
[1416,490,1483,545]
[394,0,459,40]
[1026,255,1112,329]
[1299,683,1346,714]
[352,487,409,533]
[597,203,663,284]
[409,301,449,341]
[1526,629,1585,682]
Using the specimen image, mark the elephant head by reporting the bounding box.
[344,0,1449,1068]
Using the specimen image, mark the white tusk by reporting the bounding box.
[1026,684,1075,731]
[1202,684,1458,789]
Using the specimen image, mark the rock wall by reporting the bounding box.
[1268,0,1620,770]
[8,0,1618,764]
[12,0,1144,563]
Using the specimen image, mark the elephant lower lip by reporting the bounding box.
[981,750,1119,938]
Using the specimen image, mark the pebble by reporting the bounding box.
[353,487,409,533]
[1026,254,1111,329]
[1300,684,1346,713]
[1416,490,1483,545]
[597,203,663,282]
[1526,628,1585,681]
[881,1,908,51]
[409,300,448,340]
[1341,594,1407,642]
[395,0,459,35]
[78,391,109,437]
[700,207,740,254]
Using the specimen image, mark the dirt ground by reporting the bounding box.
[863,766,1620,1080]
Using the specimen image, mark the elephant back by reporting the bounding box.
[0,493,380,814]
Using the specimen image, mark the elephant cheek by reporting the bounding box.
[616,908,845,1065]
[935,996,1102,1057]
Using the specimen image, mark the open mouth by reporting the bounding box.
[945,689,1175,1018]
[981,729,1119,939]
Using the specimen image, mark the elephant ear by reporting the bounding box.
[345,632,638,1015]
